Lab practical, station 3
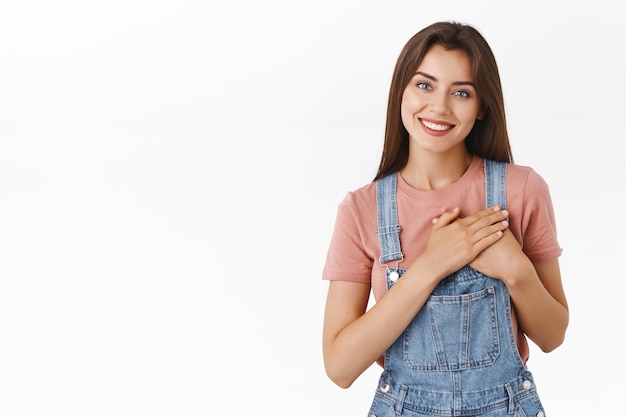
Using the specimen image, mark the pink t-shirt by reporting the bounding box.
[322,157,562,363]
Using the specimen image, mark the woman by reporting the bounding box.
[322,21,568,416]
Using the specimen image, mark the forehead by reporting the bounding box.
[415,45,474,81]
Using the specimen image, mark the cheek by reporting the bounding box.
[399,97,409,121]
[459,104,481,124]
[400,94,420,125]
[400,102,415,130]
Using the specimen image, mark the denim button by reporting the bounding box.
[522,380,532,390]
[536,412,545,417]
[389,271,399,282]
[380,383,390,393]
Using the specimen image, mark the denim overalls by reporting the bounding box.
[367,159,546,417]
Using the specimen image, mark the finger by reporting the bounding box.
[432,207,460,227]
[464,206,509,228]
[472,228,504,252]
[472,218,509,243]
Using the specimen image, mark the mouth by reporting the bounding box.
[420,118,454,132]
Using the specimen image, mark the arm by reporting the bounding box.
[508,255,568,352]
[322,260,440,388]
[322,206,510,388]
[469,230,568,351]
[469,168,568,351]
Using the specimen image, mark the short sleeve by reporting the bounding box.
[322,193,374,284]
[519,168,563,261]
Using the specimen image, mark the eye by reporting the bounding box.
[416,82,432,90]
[453,90,471,98]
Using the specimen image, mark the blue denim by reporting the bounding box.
[369,160,546,417]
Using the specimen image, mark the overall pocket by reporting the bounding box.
[403,286,501,371]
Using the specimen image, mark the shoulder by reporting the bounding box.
[506,162,551,196]
[504,162,561,260]
[329,180,379,237]
[338,180,378,213]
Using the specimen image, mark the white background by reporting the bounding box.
[0,0,624,415]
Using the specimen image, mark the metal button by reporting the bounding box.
[380,383,390,393]
[389,271,399,282]
[536,412,545,417]
[522,380,532,390]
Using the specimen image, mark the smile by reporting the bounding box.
[420,119,453,131]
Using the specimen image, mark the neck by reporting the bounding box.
[400,150,473,191]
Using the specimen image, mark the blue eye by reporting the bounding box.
[417,82,432,90]
[453,90,470,98]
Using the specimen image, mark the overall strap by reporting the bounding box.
[484,158,507,210]
[376,160,506,266]
[376,173,403,265]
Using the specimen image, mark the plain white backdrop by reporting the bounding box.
[0,0,624,415]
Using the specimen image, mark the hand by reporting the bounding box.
[469,228,528,284]
[420,206,510,278]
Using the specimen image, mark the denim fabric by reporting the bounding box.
[368,160,545,417]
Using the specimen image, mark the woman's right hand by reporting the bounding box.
[420,205,510,278]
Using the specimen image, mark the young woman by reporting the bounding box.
[322,21,568,416]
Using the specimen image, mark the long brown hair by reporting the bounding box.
[374,21,512,181]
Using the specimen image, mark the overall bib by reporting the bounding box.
[368,160,546,417]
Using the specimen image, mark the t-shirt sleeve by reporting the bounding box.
[322,193,374,284]
[520,168,563,261]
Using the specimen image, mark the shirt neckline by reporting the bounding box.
[396,156,482,200]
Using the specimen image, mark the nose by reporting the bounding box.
[429,91,450,115]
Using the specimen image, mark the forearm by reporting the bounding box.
[323,259,441,388]
[505,259,569,352]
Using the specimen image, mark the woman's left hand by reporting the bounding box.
[468,228,529,284]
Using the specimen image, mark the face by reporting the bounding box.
[401,45,482,156]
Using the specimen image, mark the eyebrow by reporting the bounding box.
[414,71,476,87]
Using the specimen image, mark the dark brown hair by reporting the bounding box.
[374,21,512,181]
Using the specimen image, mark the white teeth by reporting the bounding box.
[422,120,452,131]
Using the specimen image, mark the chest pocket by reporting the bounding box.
[386,268,501,371]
